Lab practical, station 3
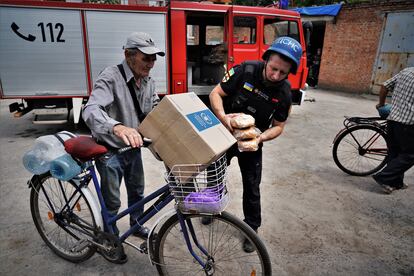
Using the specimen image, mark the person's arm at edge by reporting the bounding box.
[376,85,388,109]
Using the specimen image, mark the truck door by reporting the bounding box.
[225,6,234,70]
[185,9,231,95]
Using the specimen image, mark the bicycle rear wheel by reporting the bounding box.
[333,125,388,176]
[30,173,97,262]
[153,211,272,275]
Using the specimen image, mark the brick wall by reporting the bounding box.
[319,1,414,94]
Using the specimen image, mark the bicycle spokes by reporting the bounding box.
[30,175,98,262]
[333,124,388,176]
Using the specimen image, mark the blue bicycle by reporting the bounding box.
[28,136,271,275]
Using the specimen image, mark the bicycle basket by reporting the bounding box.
[165,154,229,214]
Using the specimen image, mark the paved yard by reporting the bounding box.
[0,88,413,275]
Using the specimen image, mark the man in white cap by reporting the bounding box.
[83,32,165,260]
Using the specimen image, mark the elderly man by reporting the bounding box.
[83,32,164,244]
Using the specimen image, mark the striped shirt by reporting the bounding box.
[384,67,414,125]
[82,59,159,148]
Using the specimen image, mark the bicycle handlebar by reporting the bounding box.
[117,137,153,154]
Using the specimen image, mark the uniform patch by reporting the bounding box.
[243,82,254,92]
[222,68,235,83]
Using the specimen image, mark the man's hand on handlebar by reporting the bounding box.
[113,124,143,148]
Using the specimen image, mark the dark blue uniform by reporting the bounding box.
[220,61,292,230]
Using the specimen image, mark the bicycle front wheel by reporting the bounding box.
[154,211,272,275]
[30,173,97,262]
[333,125,388,176]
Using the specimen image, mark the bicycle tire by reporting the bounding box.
[30,173,97,262]
[333,124,388,176]
[153,211,272,275]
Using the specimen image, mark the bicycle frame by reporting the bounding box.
[350,130,386,157]
[86,164,172,240]
[73,163,213,268]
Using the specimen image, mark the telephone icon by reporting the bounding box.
[11,22,36,42]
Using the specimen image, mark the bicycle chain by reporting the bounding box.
[95,232,126,264]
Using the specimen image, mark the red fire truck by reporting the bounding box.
[0,0,308,124]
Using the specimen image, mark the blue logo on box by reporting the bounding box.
[186,109,220,132]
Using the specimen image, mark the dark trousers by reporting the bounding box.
[96,148,145,228]
[227,144,262,231]
[374,121,414,187]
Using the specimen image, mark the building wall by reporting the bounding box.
[319,1,414,94]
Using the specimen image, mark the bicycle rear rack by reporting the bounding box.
[344,116,387,129]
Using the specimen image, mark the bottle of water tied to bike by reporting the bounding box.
[49,153,82,181]
[23,135,66,174]
[22,149,51,175]
[22,131,75,175]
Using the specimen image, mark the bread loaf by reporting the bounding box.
[237,138,259,152]
[233,127,258,140]
[230,114,255,129]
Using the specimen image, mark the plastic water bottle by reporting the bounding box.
[50,154,82,181]
[22,149,50,175]
[22,131,75,175]
[35,135,67,161]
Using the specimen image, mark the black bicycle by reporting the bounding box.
[332,117,388,176]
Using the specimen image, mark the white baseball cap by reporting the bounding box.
[123,32,165,57]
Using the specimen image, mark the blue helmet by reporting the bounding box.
[262,36,303,74]
[377,103,391,119]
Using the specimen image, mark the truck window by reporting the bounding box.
[187,25,199,45]
[264,19,299,44]
[233,16,257,44]
[206,26,224,45]
[186,13,226,93]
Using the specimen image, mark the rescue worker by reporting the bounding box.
[209,36,302,253]
[82,32,164,263]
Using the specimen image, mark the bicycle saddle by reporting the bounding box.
[64,136,108,162]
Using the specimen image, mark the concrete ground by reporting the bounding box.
[0,88,413,275]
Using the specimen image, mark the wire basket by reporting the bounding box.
[165,154,229,214]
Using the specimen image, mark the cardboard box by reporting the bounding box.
[139,93,236,174]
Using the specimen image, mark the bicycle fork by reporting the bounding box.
[177,212,215,274]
